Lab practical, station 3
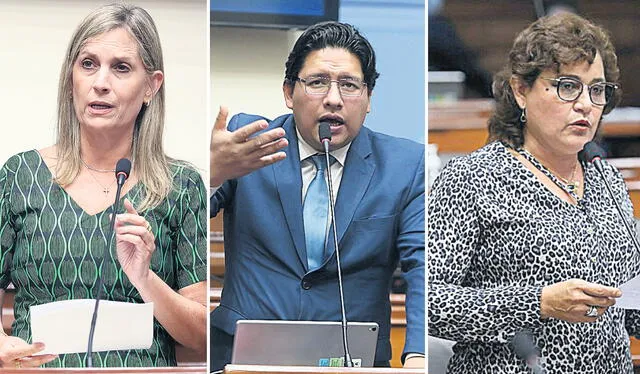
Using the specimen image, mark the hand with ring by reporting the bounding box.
[0,335,58,368]
[540,279,620,323]
[114,198,156,288]
[585,305,599,318]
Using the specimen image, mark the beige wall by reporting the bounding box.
[210,26,303,123]
[0,0,209,172]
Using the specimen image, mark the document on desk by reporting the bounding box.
[614,276,640,309]
[30,299,153,355]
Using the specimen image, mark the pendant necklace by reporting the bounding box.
[86,170,117,196]
[81,159,117,195]
[80,155,134,195]
[521,147,581,197]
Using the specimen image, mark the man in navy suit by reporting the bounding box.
[209,22,424,371]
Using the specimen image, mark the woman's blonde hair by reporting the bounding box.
[56,3,171,211]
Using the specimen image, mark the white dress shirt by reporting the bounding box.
[297,128,350,204]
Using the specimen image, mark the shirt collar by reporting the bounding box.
[296,127,350,167]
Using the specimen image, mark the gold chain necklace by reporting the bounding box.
[522,148,581,195]
[79,154,134,195]
[80,157,116,173]
[84,168,117,196]
[80,155,136,172]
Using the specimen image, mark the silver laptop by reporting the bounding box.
[231,320,379,367]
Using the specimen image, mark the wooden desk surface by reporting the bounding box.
[223,365,422,374]
[0,367,207,373]
[631,336,640,367]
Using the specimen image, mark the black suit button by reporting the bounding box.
[302,281,311,290]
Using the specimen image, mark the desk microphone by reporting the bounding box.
[580,141,640,257]
[86,158,131,367]
[318,122,353,367]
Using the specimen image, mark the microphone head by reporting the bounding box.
[115,158,132,180]
[579,141,605,163]
[318,122,332,143]
[512,330,539,362]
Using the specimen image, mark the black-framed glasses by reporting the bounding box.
[540,76,618,106]
[296,76,367,97]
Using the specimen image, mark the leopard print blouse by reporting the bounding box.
[428,141,640,373]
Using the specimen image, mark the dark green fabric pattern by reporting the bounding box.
[0,150,207,367]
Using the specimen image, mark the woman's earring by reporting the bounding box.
[520,107,527,123]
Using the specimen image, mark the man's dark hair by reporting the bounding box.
[284,21,379,94]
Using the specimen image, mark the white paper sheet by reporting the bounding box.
[614,276,640,309]
[30,299,153,355]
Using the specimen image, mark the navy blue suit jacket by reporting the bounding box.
[210,113,425,363]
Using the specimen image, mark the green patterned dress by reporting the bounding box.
[0,150,207,367]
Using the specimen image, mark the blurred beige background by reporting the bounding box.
[0,0,209,173]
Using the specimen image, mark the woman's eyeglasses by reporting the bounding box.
[540,76,618,106]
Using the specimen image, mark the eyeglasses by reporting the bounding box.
[296,76,367,97]
[540,76,618,106]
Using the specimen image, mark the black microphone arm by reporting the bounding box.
[86,158,131,367]
[318,122,353,367]
[580,141,640,257]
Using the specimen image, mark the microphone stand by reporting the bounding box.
[590,158,640,256]
[321,136,353,368]
[86,160,130,367]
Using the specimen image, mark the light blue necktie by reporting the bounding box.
[303,154,335,270]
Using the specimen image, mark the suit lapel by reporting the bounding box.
[273,116,307,269]
[333,128,375,249]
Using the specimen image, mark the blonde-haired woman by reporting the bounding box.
[0,3,207,368]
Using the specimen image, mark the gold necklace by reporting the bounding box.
[80,155,136,173]
[522,148,581,195]
[84,169,117,196]
[80,157,116,173]
[80,154,134,195]
[549,162,580,193]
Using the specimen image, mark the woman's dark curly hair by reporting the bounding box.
[488,13,621,148]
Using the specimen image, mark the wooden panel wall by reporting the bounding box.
[442,0,640,108]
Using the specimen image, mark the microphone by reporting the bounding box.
[318,122,353,367]
[86,158,131,367]
[580,141,640,256]
[319,122,332,153]
[580,141,605,173]
[512,330,545,374]
[115,158,131,187]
